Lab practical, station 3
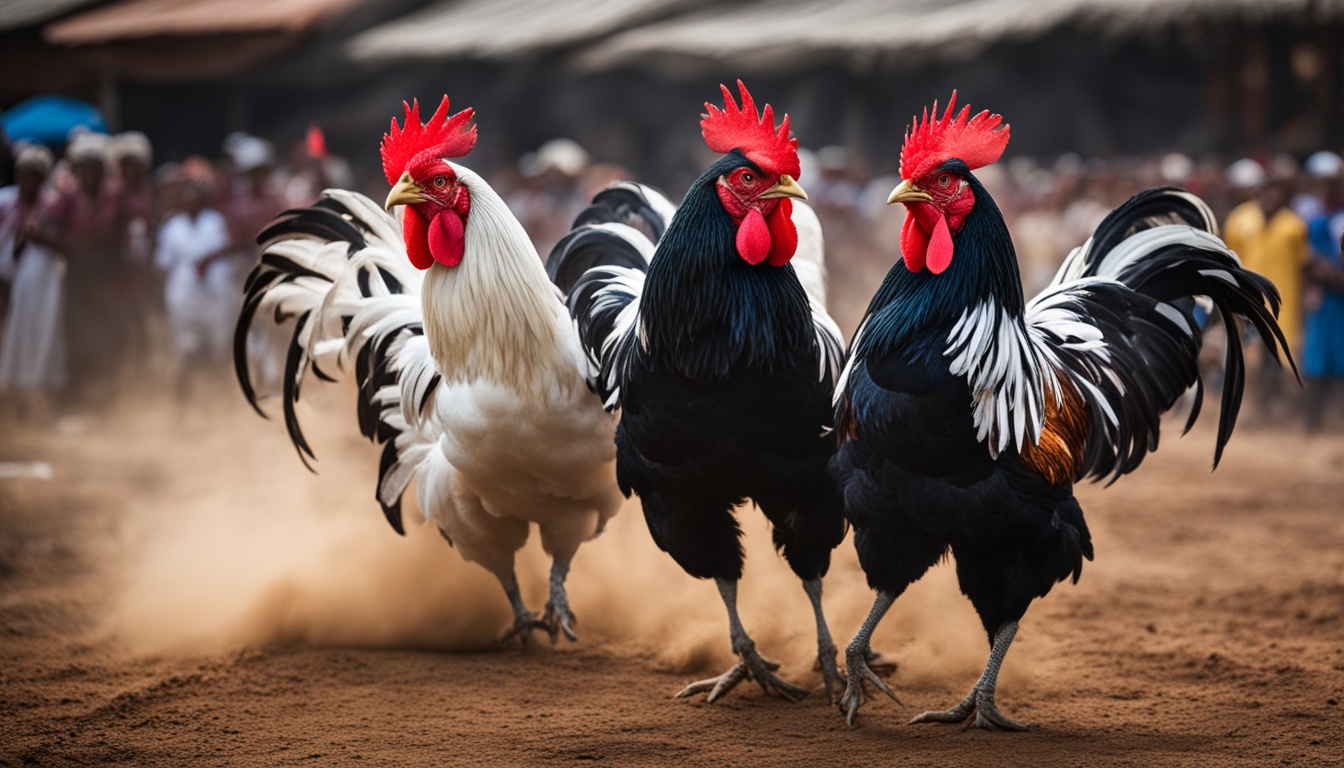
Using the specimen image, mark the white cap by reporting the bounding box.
[108,131,152,165]
[225,133,275,173]
[1159,153,1194,184]
[14,143,54,176]
[534,138,588,177]
[1306,150,1343,179]
[66,129,110,164]
[1226,158,1267,190]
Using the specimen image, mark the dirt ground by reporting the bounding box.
[2,380,1342,767]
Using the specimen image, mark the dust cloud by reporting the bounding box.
[102,381,1026,693]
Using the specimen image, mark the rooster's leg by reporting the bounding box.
[541,558,579,644]
[909,620,1028,731]
[839,590,904,726]
[495,572,548,647]
[675,578,809,703]
[802,578,840,704]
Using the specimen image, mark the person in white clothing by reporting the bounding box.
[153,180,231,399]
[0,145,65,423]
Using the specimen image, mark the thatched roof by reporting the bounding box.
[0,0,102,34]
[346,0,700,62]
[576,0,1342,72]
[44,0,366,45]
[386,0,1335,73]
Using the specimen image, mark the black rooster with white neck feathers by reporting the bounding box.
[832,94,1294,729]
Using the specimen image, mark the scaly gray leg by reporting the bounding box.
[495,572,548,647]
[839,590,904,726]
[803,577,840,704]
[542,558,579,644]
[909,621,1029,731]
[675,578,810,703]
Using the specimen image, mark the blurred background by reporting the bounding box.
[2,0,1343,424]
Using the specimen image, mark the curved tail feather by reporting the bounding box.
[234,188,441,533]
[547,182,671,407]
[546,182,670,296]
[1052,186,1220,287]
[1025,189,1294,483]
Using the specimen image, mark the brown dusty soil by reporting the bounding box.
[2,381,1343,767]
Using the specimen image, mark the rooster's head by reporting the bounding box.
[887,92,1010,275]
[381,95,478,270]
[701,80,808,267]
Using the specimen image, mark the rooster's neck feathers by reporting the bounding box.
[640,156,816,382]
[855,175,1024,359]
[420,163,577,393]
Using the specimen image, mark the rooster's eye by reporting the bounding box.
[433,176,448,188]
[938,174,952,188]
[741,172,755,184]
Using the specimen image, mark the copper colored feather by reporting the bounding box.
[701,80,800,179]
[900,91,1009,182]
[380,95,477,185]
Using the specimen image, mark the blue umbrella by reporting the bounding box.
[1,95,107,146]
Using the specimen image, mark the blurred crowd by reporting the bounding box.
[2,128,1343,431]
[0,127,350,423]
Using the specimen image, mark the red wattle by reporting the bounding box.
[428,210,465,267]
[736,208,771,265]
[927,214,954,274]
[765,198,797,266]
[900,213,928,272]
[403,207,433,270]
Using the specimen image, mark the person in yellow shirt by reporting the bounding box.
[1223,158,1308,419]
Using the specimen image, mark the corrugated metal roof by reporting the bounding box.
[0,0,103,34]
[44,0,368,45]
[575,0,1339,72]
[346,0,694,61]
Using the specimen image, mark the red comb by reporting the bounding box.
[380,95,477,185]
[701,80,800,179]
[900,91,1009,182]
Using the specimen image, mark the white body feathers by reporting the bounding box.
[242,167,622,584]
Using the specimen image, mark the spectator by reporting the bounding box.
[107,131,156,371]
[28,131,120,408]
[507,138,589,257]
[1223,158,1310,418]
[276,124,353,208]
[1293,151,1343,222]
[221,135,286,396]
[221,134,284,265]
[0,145,65,422]
[153,179,231,401]
[1302,171,1344,431]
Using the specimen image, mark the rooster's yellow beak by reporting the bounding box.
[385,171,426,210]
[760,174,808,201]
[887,179,933,205]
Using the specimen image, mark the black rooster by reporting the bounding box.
[561,81,849,702]
[832,94,1293,729]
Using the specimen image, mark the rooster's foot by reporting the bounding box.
[839,643,904,726]
[675,641,808,703]
[496,612,549,648]
[541,599,579,644]
[909,687,1029,731]
[865,649,897,677]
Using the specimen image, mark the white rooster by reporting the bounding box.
[235,95,672,643]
